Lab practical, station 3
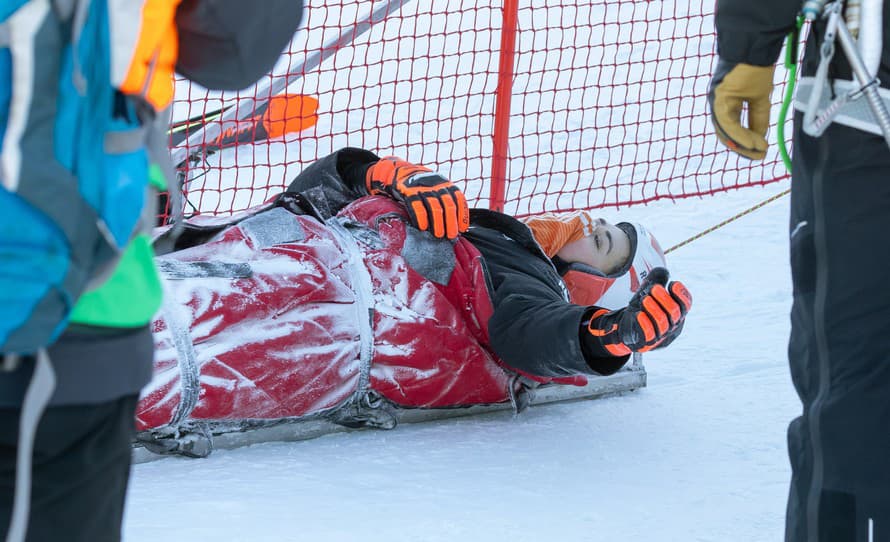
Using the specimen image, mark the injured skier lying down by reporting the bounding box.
[136,147,692,454]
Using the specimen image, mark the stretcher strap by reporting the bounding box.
[160,297,201,429]
[325,217,376,396]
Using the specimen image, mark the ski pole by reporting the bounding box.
[169,94,319,152]
[170,0,414,169]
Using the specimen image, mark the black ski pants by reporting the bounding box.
[786,118,890,542]
[0,395,138,542]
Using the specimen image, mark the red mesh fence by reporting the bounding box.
[166,0,791,223]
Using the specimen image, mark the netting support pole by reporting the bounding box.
[489,0,519,212]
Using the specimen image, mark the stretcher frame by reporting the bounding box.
[132,354,645,463]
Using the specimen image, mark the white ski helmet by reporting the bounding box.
[561,222,667,310]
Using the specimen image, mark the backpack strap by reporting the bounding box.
[3,349,56,542]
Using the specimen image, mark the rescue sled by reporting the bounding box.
[133,194,646,461]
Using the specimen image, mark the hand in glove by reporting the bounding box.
[708,60,776,161]
[365,157,470,240]
[585,267,692,356]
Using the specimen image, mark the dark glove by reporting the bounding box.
[708,60,775,161]
[366,157,470,240]
[585,267,692,356]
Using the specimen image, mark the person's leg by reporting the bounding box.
[0,395,138,542]
[786,116,818,541]
[787,121,890,542]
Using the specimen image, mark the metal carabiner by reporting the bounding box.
[802,2,844,137]
[800,0,890,149]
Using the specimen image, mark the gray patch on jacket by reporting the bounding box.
[401,228,455,285]
[239,207,305,247]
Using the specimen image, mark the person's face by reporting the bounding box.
[556,219,632,275]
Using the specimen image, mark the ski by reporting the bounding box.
[170,94,319,164]
[159,95,317,224]
[169,0,410,169]
[168,109,225,146]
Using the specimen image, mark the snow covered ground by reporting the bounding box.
[130,1,806,538]
[124,179,801,542]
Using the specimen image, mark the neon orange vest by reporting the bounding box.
[112,0,182,110]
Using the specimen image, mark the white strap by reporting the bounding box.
[795,77,890,137]
[5,350,56,542]
[859,0,883,78]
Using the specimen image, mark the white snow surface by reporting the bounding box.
[134,2,802,537]
[124,180,801,541]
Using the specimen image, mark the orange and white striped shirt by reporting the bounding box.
[521,211,598,257]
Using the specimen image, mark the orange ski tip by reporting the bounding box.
[263,94,320,138]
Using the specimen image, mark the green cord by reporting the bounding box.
[777,16,804,174]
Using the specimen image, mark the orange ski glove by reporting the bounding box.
[585,267,692,356]
[366,157,470,240]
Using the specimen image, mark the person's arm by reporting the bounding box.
[287,149,469,239]
[284,147,379,219]
[709,0,801,160]
[467,222,627,378]
[490,271,691,378]
[716,0,801,66]
[471,222,691,378]
[488,260,602,378]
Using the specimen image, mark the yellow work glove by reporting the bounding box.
[708,61,776,161]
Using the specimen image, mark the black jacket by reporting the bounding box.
[287,148,629,379]
[464,210,629,378]
[716,0,890,87]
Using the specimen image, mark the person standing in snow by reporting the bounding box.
[0,1,302,541]
[708,0,890,538]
